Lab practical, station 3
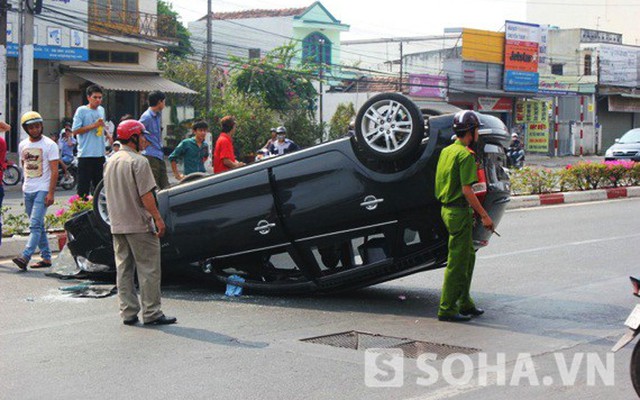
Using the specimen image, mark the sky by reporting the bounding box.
[167,0,528,40]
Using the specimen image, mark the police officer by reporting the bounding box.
[435,110,494,322]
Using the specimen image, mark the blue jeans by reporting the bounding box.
[23,191,51,261]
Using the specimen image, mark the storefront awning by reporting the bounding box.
[72,71,197,94]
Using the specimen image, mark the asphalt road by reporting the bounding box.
[1,198,638,399]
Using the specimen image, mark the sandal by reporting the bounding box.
[12,257,28,271]
[31,260,52,269]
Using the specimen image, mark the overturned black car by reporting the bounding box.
[65,93,511,294]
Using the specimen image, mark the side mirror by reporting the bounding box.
[615,138,620,143]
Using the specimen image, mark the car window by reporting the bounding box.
[619,129,640,144]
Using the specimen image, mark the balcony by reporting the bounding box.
[88,8,177,41]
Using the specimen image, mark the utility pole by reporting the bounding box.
[318,38,324,140]
[18,0,34,141]
[205,0,212,113]
[0,0,9,136]
[398,41,403,92]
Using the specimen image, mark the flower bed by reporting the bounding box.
[510,160,640,196]
[1,195,93,237]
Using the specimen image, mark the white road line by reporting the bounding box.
[403,377,497,400]
[478,233,640,260]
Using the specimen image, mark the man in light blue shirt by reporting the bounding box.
[139,90,169,189]
[72,85,112,198]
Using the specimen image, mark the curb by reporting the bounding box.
[0,233,64,258]
[507,186,640,210]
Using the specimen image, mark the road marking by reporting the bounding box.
[478,233,640,260]
[402,376,496,400]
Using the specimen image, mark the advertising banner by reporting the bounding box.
[504,21,540,92]
[7,0,88,61]
[516,100,550,153]
[477,97,513,112]
[408,74,447,98]
[538,75,597,94]
[598,44,640,88]
[461,28,505,64]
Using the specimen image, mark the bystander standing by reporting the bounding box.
[72,85,112,198]
[169,120,209,180]
[104,119,176,326]
[12,112,59,270]
[213,116,245,174]
[139,91,169,189]
[0,117,10,245]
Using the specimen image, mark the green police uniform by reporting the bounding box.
[435,139,478,317]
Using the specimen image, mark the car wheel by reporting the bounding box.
[178,172,207,185]
[355,93,424,162]
[92,180,111,232]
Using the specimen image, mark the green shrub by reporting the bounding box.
[510,167,559,195]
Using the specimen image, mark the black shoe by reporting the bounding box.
[123,316,139,326]
[438,314,472,322]
[460,307,485,317]
[144,315,177,325]
[12,256,28,271]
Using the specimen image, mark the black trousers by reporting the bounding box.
[77,157,105,198]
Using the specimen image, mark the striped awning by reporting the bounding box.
[72,71,197,95]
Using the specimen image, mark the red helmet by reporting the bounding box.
[453,110,483,133]
[117,120,146,141]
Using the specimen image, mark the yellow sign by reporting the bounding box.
[526,122,550,153]
[516,100,551,153]
[462,28,505,64]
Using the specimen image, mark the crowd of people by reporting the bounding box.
[5,85,303,326]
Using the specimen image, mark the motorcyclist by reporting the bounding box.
[507,133,524,168]
[268,126,299,156]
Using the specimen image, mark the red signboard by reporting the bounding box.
[504,42,539,72]
[477,97,513,112]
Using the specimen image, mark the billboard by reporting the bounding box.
[461,28,505,64]
[516,100,550,153]
[7,0,88,61]
[504,21,540,92]
[408,74,447,98]
[598,44,640,88]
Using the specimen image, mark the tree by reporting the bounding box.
[328,102,355,141]
[159,55,226,118]
[207,91,279,160]
[230,44,317,113]
[157,0,192,59]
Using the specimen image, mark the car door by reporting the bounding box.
[164,168,289,262]
[270,148,395,245]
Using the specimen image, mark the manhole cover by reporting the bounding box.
[301,331,480,358]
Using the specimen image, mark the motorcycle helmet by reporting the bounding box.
[21,111,43,131]
[116,120,147,141]
[452,110,483,133]
[276,126,286,134]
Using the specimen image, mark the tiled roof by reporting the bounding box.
[199,7,308,21]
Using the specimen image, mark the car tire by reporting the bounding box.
[92,180,111,232]
[355,93,424,162]
[178,172,207,185]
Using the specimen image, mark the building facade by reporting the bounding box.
[4,0,194,151]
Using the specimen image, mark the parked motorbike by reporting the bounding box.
[2,160,22,186]
[612,276,640,397]
[57,158,78,191]
[507,147,525,169]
